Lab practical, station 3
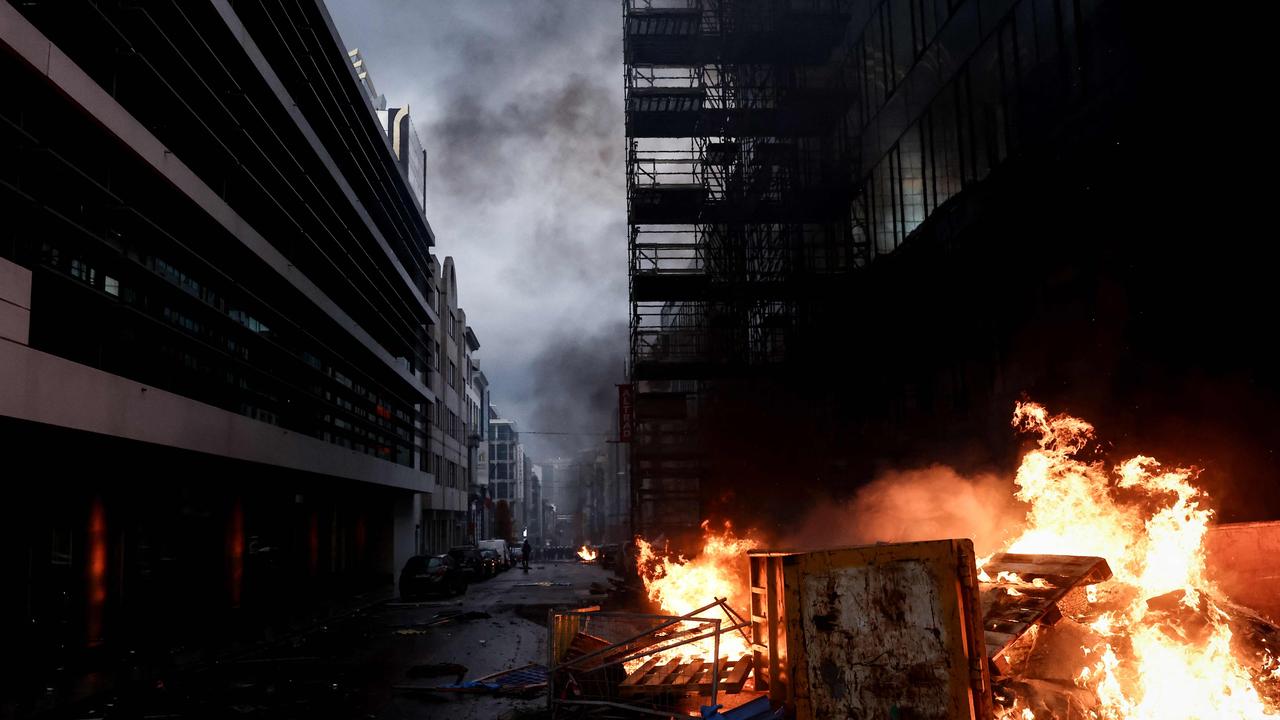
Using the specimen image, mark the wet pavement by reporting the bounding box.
[47,562,612,720]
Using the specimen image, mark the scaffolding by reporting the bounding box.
[626,0,864,545]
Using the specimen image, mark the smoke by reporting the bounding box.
[325,2,626,461]
[784,465,1026,556]
[505,320,627,460]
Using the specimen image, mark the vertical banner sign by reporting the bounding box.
[618,384,634,443]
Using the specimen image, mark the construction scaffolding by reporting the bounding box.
[625,0,864,545]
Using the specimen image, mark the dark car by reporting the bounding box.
[478,548,500,578]
[447,545,486,580]
[400,554,465,599]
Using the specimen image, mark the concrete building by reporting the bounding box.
[0,0,459,688]
[470,368,492,538]
[487,409,523,541]
[419,257,481,553]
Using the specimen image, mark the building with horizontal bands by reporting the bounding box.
[0,0,486,704]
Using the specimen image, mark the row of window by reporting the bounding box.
[39,241,417,465]
[424,452,465,489]
[857,0,1089,257]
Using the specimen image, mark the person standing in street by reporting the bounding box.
[521,538,531,571]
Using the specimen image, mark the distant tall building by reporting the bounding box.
[488,409,524,540]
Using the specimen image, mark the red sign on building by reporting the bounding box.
[618,384,634,443]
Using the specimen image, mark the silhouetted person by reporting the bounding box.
[521,539,531,571]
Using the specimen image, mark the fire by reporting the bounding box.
[577,545,598,562]
[634,520,758,663]
[994,401,1277,719]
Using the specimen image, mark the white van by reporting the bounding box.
[477,539,512,570]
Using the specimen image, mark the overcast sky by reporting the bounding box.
[325,1,626,460]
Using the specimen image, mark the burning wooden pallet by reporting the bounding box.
[980,553,1112,674]
[619,654,753,696]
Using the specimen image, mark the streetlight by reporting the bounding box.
[466,432,481,543]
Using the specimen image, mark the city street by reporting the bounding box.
[55,562,612,720]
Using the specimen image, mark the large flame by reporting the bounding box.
[626,401,1279,717]
[635,521,758,663]
[577,545,598,562]
[997,401,1277,719]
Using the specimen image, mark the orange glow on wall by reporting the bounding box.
[86,497,107,646]
[227,497,244,608]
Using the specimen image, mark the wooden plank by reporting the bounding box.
[983,554,1112,585]
[720,655,753,693]
[643,657,684,686]
[695,658,731,691]
[981,553,1112,674]
[620,657,661,687]
[671,657,704,686]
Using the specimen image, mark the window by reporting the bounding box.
[448,360,456,389]
[899,124,926,238]
[448,312,456,339]
[104,276,119,297]
[70,258,96,285]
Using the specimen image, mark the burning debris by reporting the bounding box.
[635,522,759,665]
[578,545,599,562]
[983,402,1280,718]
[615,401,1280,719]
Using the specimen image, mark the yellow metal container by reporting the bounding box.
[749,539,992,720]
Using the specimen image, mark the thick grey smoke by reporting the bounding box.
[325,2,626,454]
[514,320,628,459]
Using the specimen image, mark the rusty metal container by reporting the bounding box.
[749,539,992,720]
[1206,520,1280,621]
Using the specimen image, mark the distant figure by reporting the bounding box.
[521,539,531,571]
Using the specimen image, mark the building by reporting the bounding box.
[624,0,1265,541]
[487,409,524,540]
[467,359,490,540]
[419,257,482,553]
[0,0,450,693]
[345,46,490,556]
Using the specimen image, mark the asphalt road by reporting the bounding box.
[375,561,611,720]
[49,561,612,720]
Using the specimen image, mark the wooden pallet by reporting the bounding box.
[619,654,753,696]
[980,553,1112,673]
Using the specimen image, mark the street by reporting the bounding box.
[55,562,612,720]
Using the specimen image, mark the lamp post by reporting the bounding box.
[466,432,481,543]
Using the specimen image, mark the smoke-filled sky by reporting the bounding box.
[325,1,626,460]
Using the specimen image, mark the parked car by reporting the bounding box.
[399,554,465,599]
[477,539,512,570]
[448,545,486,580]
[479,548,501,578]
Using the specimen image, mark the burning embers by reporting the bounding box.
[577,545,598,562]
[631,402,1280,719]
[987,402,1280,719]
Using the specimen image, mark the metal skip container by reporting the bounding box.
[749,539,992,720]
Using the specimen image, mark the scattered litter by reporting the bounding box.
[392,610,491,634]
[514,581,570,587]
